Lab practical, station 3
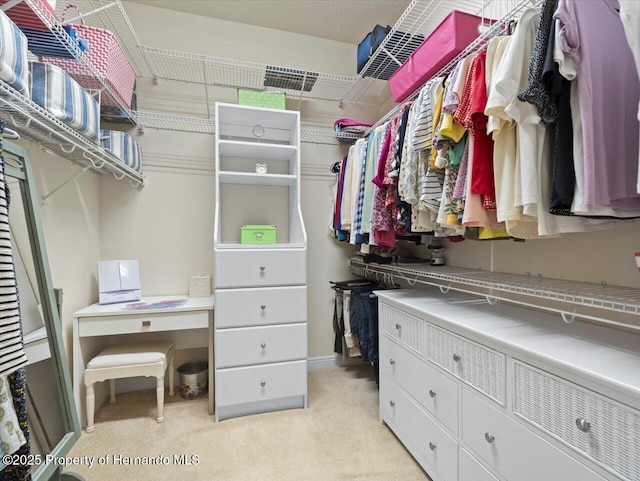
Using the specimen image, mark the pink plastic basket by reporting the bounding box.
[44,4,136,108]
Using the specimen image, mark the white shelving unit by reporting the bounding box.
[134,113,359,145]
[141,46,357,103]
[0,82,144,186]
[213,102,307,421]
[350,257,640,331]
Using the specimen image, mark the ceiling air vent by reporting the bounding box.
[264,66,319,92]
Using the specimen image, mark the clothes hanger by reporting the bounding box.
[330,161,341,174]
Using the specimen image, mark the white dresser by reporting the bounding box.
[376,288,640,481]
[213,102,308,421]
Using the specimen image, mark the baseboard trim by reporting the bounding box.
[306,355,365,371]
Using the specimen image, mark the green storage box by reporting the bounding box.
[237,89,286,110]
[241,225,277,244]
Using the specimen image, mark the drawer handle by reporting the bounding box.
[484,433,494,444]
[395,323,401,330]
[142,320,151,327]
[260,265,266,272]
[428,442,437,451]
[576,418,592,433]
[260,305,266,310]
[453,353,461,362]
[389,359,395,366]
[260,342,267,349]
[260,381,266,387]
[389,400,395,408]
[429,390,436,398]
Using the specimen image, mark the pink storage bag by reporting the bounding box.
[389,11,489,103]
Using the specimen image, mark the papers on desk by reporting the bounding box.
[123,299,188,310]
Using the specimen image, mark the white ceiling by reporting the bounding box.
[125,0,413,44]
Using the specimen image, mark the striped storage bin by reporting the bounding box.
[29,61,99,141]
[0,10,29,96]
[100,130,142,173]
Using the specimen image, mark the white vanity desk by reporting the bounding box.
[73,296,214,427]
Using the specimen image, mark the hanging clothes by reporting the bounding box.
[618,0,640,194]
[556,0,640,210]
[0,123,26,377]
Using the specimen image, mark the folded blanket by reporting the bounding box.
[29,61,99,141]
[101,129,143,173]
[0,11,29,96]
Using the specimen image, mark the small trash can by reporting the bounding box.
[177,361,208,399]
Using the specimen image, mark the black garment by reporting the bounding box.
[548,79,576,214]
[534,0,576,214]
[331,280,378,355]
[395,106,413,234]
[518,0,558,124]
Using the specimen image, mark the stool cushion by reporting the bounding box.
[87,341,174,369]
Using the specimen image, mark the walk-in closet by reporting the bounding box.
[0,0,637,480]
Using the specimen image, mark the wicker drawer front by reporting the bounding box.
[379,304,424,355]
[427,324,505,405]
[463,388,606,481]
[514,361,640,481]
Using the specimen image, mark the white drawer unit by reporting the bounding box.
[216,360,307,407]
[381,374,458,481]
[214,102,307,422]
[380,334,458,434]
[214,249,306,288]
[215,286,307,328]
[78,310,208,337]
[462,388,606,481]
[379,303,424,355]
[513,361,640,481]
[426,322,505,405]
[376,288,640,481]
[215,324,307,368]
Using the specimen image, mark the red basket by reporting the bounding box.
[44,4,136,108]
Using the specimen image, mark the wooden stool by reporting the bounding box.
[83,341,175,432]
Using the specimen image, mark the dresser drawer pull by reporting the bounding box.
[260,342,267,349]
[429,390,436,398]
[395,323,401,330]
[576,418,592,433]
[389,400,395,408]
[260,305,266,310]
[142,320,151,327]
[260,265,266,272]
[428,442,437,451]
[452,353,461,362]
[260,381,266,387]
[389,359,395,366]
[484,433,494,444]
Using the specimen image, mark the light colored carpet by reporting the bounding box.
[65,366,431,480]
